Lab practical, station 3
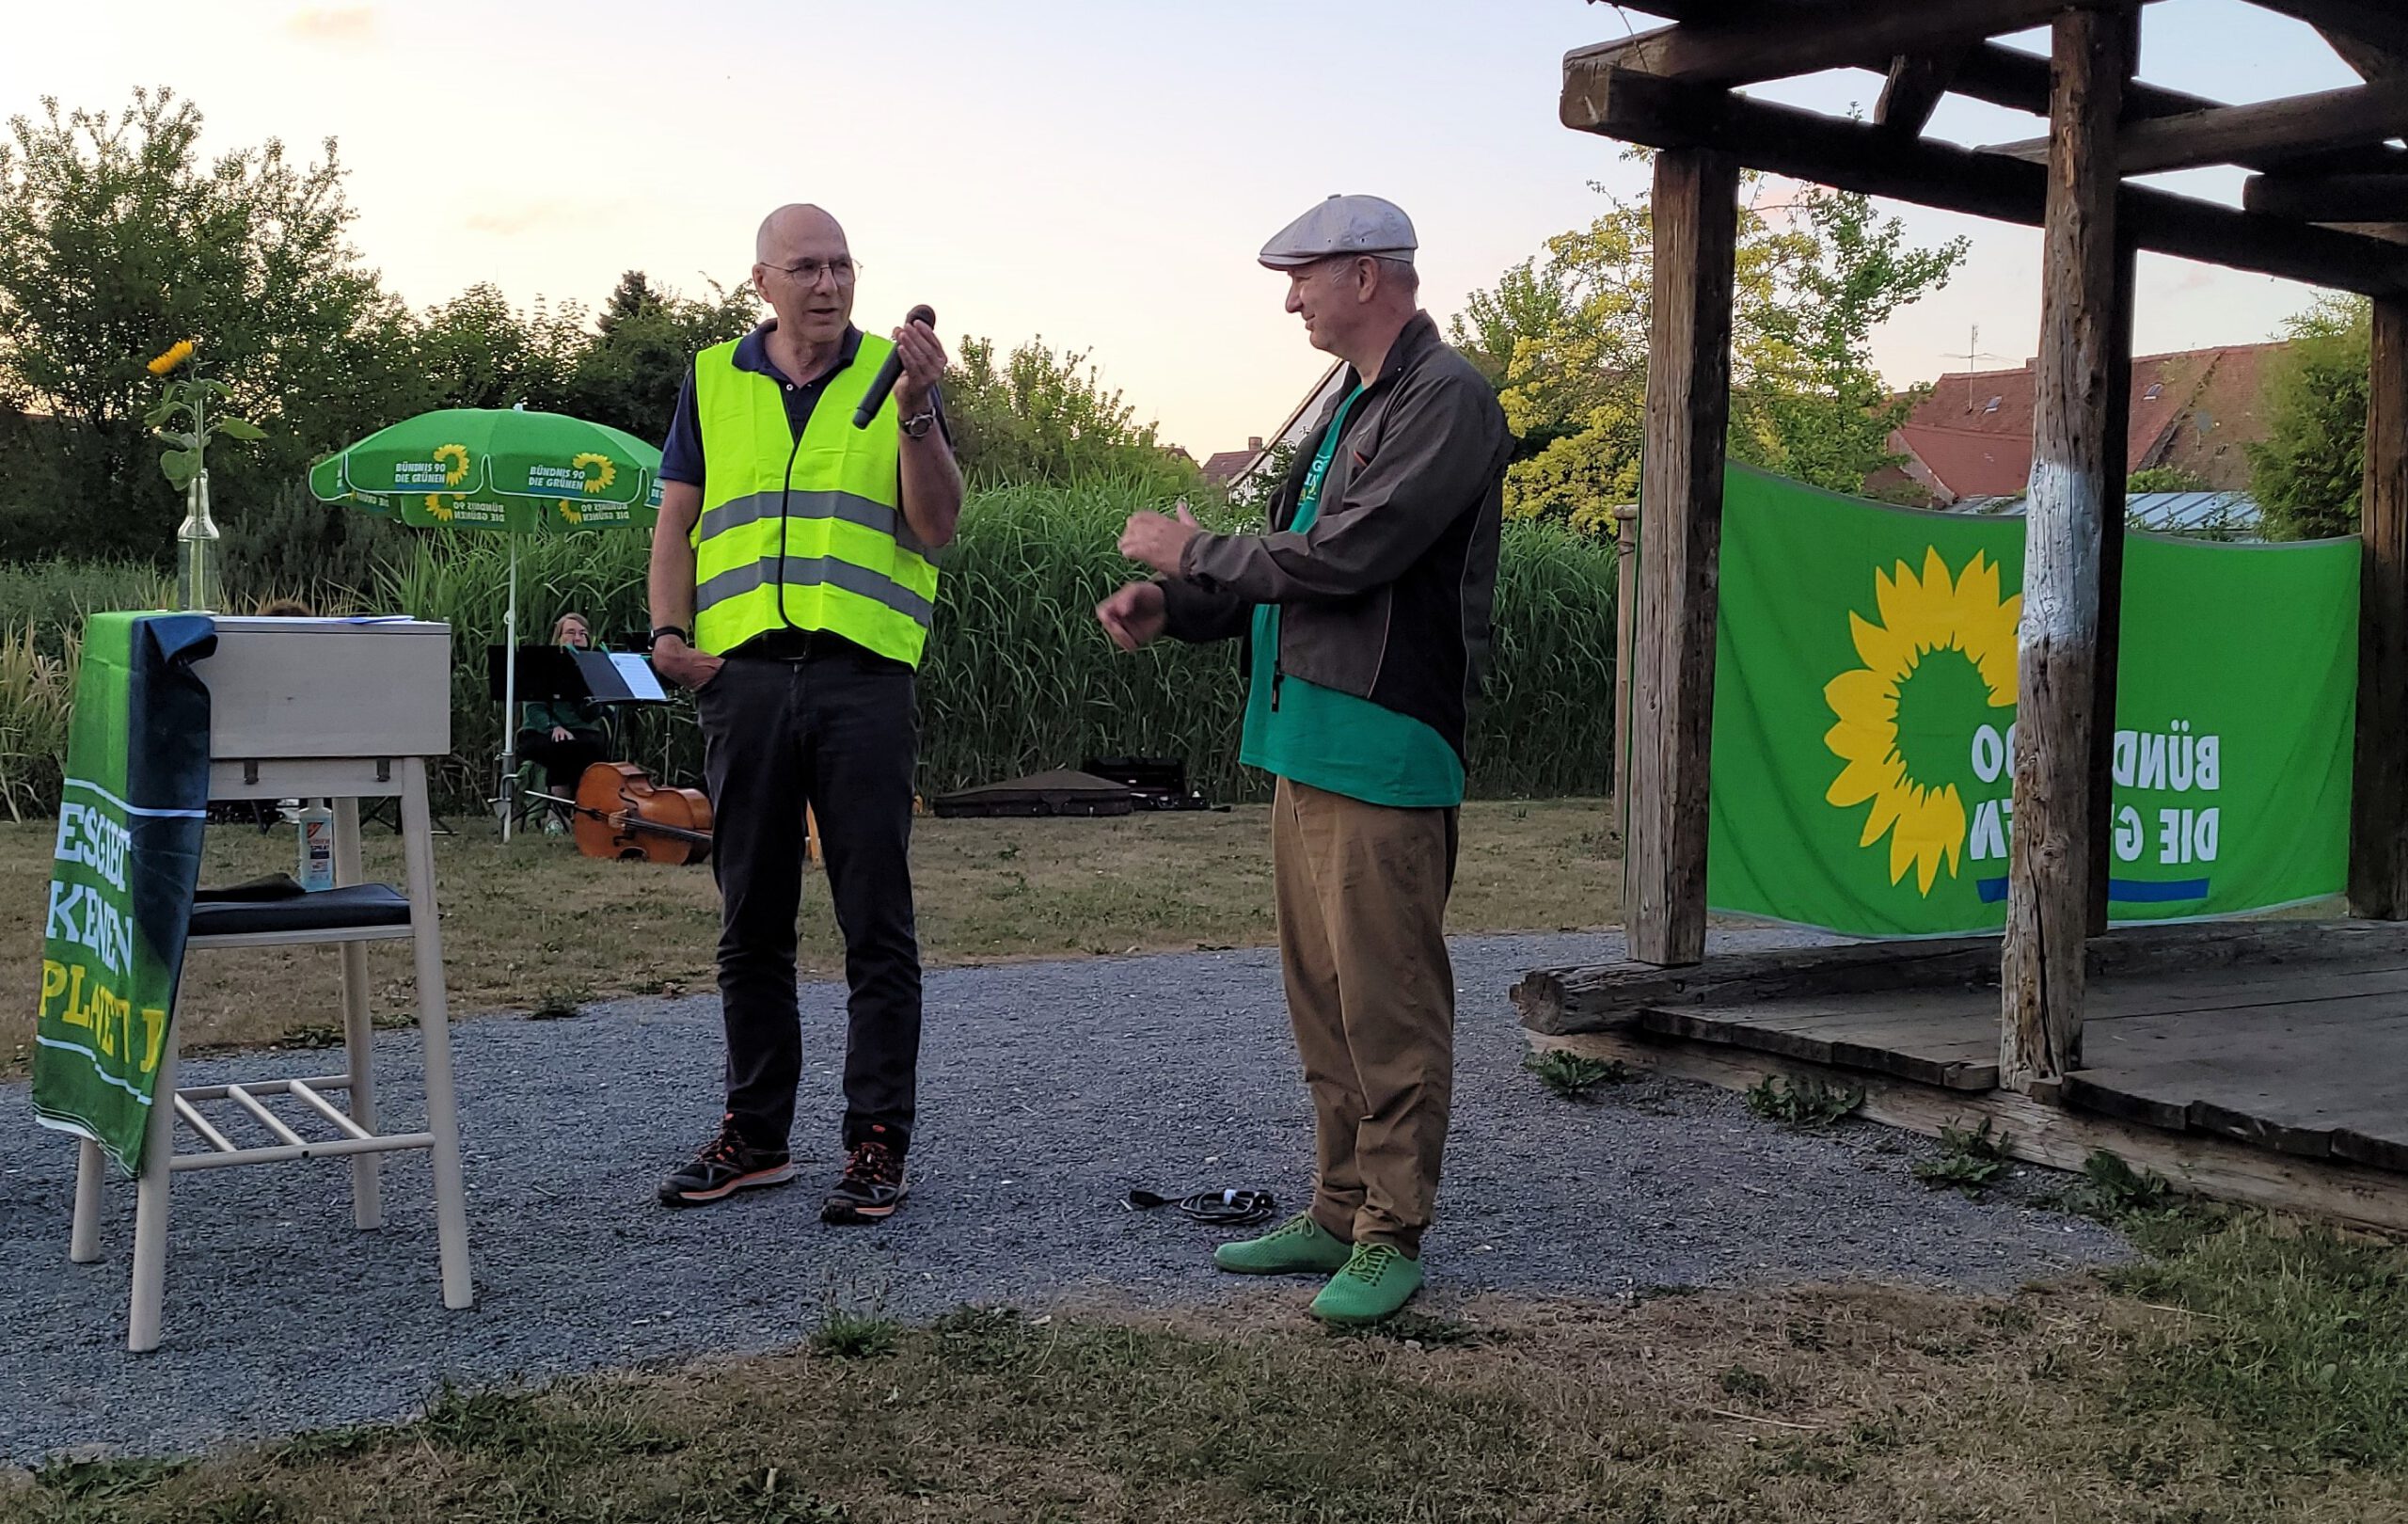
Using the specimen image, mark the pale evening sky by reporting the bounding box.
[1,1,2368,458]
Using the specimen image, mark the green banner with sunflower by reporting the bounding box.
[1706,466,2358,938]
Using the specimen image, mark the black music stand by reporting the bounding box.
[484,647,669,832]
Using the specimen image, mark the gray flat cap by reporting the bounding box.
[1259,194,1418,269]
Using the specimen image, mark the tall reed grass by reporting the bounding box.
[1,481,1617,814]
[0,560,169,657]
[0,625,77,821]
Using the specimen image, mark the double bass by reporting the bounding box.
[568,761,714,865]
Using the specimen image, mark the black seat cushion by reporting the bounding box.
[188,882,412,938]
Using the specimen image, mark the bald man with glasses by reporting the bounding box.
[648,203,962,1223]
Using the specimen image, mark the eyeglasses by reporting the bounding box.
[763,256,860,288]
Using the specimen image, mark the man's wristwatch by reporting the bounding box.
[650,625,690,648]
[900,408,938,440]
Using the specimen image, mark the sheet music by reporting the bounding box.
[608,652,668,703]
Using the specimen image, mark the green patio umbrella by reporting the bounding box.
[310,406,664,840]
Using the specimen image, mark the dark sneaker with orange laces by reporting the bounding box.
[657,1117,797,1207]
[821,1132,908,1224]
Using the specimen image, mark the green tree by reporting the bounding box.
[409,283,587,416]
[943,335,1200,493]
[1450,213,1650,531]
[2126,465,2212,494]
[560,270,757,441]
[2250,295,2368,541]
[1450,173,1965,531]
[0,88,415,560]
[1738,184,1965,496]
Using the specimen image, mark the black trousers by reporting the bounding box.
[696,651,922,1154]
[517,728,607,797]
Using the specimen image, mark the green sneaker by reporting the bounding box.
[1212,1214,1354,1276]
[1309,1243,1424,1326]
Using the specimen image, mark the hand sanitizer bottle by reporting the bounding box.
[297,802,337,892]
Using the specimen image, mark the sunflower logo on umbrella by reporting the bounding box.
[558,452,616,522]
[1821,548,2020,895]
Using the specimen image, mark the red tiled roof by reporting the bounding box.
[1199,449,1259,484]
[1890,422,2035,500]
[1890,341,2283,501]
[2140,344,2274,491]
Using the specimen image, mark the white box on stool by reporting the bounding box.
[195,617,452,761]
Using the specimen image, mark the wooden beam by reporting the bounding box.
[1946,40,2209,120]
[2245,172,2408,222]
[2299,39,2408,241]
[2003,9,2128,1096]
[1940,41,2408,175]
[2320,27,2406,83]
[2257,0,2408,60]
[1565,0,2114,91]
[1563,68,2408,295]
[1514,919,2408,1035]
[1530,1029,2408,1235]
[2352,296,2408,919]
[1624,148,1739,969]
[1876,48,1971,135]
[1987,78,2408,175]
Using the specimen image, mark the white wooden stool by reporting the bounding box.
[67,617,472,1352]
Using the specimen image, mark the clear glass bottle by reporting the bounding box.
[176,469,221,612]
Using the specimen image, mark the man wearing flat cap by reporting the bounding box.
[1100,194,1513,1325]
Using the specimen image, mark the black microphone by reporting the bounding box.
[852,304,936,428]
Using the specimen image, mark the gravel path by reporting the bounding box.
[0,929,2125,1463]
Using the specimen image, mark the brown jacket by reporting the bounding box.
[1160,312,1513,760]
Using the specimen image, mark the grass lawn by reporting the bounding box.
[3,800,1620,1072]
[6,1209,2405,1521]
[11,800,2407,1518]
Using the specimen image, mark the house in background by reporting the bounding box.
[1199,439,1262,487]
[1873,341,2280,509]
[1206,361,1349,501]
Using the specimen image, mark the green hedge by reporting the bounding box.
[2,482,1617,814]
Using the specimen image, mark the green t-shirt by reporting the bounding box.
[1238,388,1465,809]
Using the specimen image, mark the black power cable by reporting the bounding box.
[1122,1187,1279,1228]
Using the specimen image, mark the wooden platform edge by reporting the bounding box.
[1529,1029,2408,1237]
[1515,919,2408,1036]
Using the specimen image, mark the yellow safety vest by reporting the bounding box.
[689,333,936,665]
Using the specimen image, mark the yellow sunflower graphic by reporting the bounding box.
[558,500,584,525]
[433,443,472,487]
[422,494,455,523]
[1821,548,2020,895]
[573,452,616,494]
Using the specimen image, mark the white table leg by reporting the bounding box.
[403,759,473,1310]
[127,1035,178,1354]
[70,1137,104,1263]
[334,797,383,1230]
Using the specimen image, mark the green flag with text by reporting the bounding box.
[31,611,215,1173]
[1707,468,2355,937]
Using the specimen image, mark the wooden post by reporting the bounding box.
[2352,296,2408,917]
[2085,235,2136,938]
[1612,502,1639,852]
[2088,15,2142,939]
[2003,8,2128,1094]
[1624,146,1739,968]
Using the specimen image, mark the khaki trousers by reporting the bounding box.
[1271,777,1459,1256]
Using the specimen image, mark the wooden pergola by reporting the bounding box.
[1534,0,2408,1222]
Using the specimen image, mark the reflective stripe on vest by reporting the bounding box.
[689,333,934,664]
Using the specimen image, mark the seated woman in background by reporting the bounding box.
[518,611,610,830]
